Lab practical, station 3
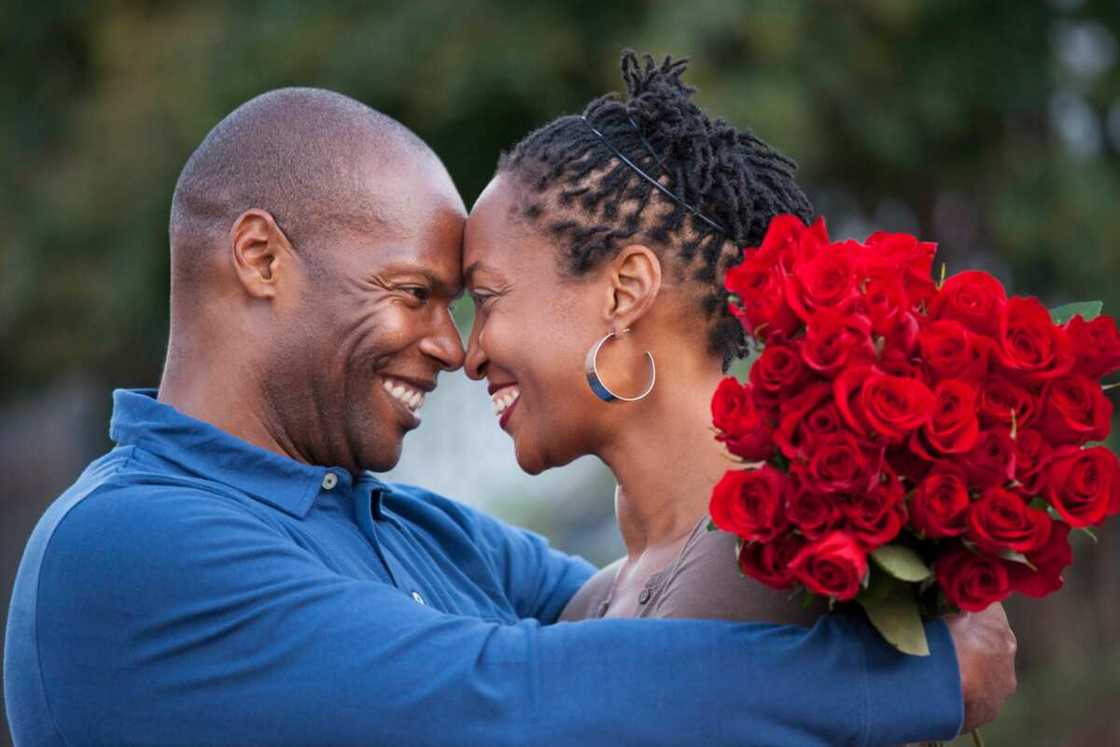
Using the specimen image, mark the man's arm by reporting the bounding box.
[26,487,963,747]
[400,484,596,623]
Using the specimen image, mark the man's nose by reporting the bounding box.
[464,319,487,381]
[420,307,466,372]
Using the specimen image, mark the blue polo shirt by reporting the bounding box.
[6,389,964,746]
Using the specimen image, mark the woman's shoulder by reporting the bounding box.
[558,557,625,621]
[651,519,821,627]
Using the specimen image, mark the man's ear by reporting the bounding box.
[603,244,662,330]
[229,209,293,299]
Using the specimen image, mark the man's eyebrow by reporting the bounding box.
[380,264,462,297]
[425,269,462,298]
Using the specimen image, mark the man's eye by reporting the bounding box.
[470,291,493,307]
[404,287,431,303]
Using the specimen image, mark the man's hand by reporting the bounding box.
[946,603,1017,732]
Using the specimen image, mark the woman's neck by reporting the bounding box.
[598,363,729,559]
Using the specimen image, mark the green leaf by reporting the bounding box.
[858,590,930,656]
[871,545,933,583]
[1050,301,1103,325]
[1080,526,1099,543]
[1000,550,1037,570]
[707,519,718,533]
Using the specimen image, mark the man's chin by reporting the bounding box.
[360,443,404,473]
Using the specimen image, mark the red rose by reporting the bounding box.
[785,248,859,322]
[853,369,935,443]
[789,531,868,601]
[910,463,972,538]
[738,533,808,590]
[879,311,922,362]
[710,377,775,462]
[936,545,1011,612]
[854,231,938,306]
[801,309,876,376]
[885,442,934,484]
[754,214,828,271]
[978,376,1039,429]
[859,271,909,338]
[749,342,810,407]
[1065,314,1120,380]
[803,402,845,441]
[994,296,1073,382]
[1038,375,1113,445]
[966,486,1052,555]
[1046,446,1117,528]
[786,483,842,539]
[709,466,790,542]
[844,467,907,550]
[929,270,1008,337]
[775,383,833,460]
[805,431,883,495]
[726,260,800,342]
[961,428,1017,490]
[1007,521,1073,598]
[918,319,990,384]
[919,380,981,456]
[1013,429,1053,496]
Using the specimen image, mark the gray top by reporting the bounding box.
[561,517,923,747]
[560,516,819,626]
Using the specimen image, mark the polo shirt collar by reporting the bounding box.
[109,388,378,518]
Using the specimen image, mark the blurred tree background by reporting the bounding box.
[2,1,1119,745]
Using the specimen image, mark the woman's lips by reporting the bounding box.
[490,385,520,430]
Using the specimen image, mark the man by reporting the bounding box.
[5,88,1014,746]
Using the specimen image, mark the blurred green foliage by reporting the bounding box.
[2,2,1119,744]
[3,0,1119,402]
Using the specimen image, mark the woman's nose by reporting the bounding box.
[464,320,488,381]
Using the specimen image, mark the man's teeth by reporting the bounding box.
[491,388,520,417]
[382,379,425,412]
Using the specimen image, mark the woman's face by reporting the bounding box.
[463,174,611,474]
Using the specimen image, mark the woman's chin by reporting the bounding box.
[512,438,580,476]
[513,446,549,475]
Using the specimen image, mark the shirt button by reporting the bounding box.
[411,591,426,605]
[321,472,339,490]
[638,589,651,605]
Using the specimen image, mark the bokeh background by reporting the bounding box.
[3,1,1119,744]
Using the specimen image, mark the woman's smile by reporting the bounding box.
[488,382,521,430]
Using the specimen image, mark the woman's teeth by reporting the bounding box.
[491,387,520,417]
[382,379,425,413]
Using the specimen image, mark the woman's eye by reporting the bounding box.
[470,291,493,307]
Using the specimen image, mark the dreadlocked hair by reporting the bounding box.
[497,50,813,368]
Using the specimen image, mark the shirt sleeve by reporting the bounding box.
[33,486,963,747]
[408,484,596,623]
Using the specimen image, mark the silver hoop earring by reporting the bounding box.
[584,329,656,403]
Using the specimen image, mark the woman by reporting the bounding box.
[462,51,818,626]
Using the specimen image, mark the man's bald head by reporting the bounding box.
[169,87,435,282]
[161,87,466,474]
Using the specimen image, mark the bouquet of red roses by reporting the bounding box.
[709,214,1120,655]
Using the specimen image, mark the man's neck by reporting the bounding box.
[158,338,305,464]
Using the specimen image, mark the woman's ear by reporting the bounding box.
[603,244,662,329]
